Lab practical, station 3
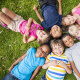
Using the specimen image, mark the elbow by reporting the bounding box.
[68,70,72,74]
[42,66,46,69]
[29,18,33,20]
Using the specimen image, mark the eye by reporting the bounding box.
[65,41,67,43]
[68,18,70,20]
[41,35,43,38]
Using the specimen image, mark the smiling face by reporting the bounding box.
[62,35,74,47]
[50,25,62,38]
[35,45,50,58]
[52,44,64,56]
[63,15,77,25]
[36,30,49,42]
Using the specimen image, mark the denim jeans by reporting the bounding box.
[2,72,19,80]
[40,74,47,80]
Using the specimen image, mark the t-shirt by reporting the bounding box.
[11,47,45,80]
[19,20,43,38]
[46,52,70,80]
[41,4,62,30]
[65,42,80,78]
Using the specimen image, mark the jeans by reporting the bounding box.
[2,72,19,80]
[40,74,47,80]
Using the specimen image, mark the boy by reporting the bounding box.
[33,0,62,38]
[2,44,51,80]
[62,33,80,80]
[41,39,72,80]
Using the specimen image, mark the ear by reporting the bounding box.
[50,31,52,34]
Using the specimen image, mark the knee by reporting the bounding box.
[0,12,4,18]
[2,7,8,13]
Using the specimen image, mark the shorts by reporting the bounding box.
[39,0,57,8]
[8,15,24,32]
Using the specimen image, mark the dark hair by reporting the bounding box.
[50,39,65,49]
[40,43,52,54]
[38,35,51,44]
[61,33,73,41]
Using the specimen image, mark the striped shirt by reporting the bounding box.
[46,52,70,80]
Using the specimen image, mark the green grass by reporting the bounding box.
[0,0,79,80]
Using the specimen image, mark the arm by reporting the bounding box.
[72,3,80,13]
[33,5,44,22]
[70,61,80,78]
[30,66,42,80]
[23,35,36,43]
[57,0,62,15]
[42,60,57,69]
[58,61,72,74]
[9,53,27,71]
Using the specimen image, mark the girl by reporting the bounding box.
[62,3,80,26]
[0,7,50,44]
[68,24,80,40]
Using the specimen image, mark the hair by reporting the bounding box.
[68,24,79,36]
[50,39,65,49]
[38,34,51,45]
[61,33,73,41]
[40,43,52,54]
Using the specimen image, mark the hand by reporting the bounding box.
[50,60,57,67]
[57,0,61,3]
[33,5,38,11]
[58,61,66,68]
[9,65,14,71]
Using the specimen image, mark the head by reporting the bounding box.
[50,25,62,38]
[36,30,51,44]
[68,24,80,40]
[50,39,64,56]
[35,43,51,58]
[62,15,77,26]
[61,33,74,47]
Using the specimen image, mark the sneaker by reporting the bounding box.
[0,22,9,29]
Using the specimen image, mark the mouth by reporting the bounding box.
[68,42,73,46]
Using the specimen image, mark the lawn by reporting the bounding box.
[0,0,79,80]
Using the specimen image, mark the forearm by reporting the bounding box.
[42,62,50,69]
[23,34,27,43]
[58,1,62,15]
[71,61,80,78]
[30,66,42,80]
[64,66,72,74]
[34,10,44,22]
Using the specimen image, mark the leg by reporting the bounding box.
[2,7,16,20]
[0,12,12,25]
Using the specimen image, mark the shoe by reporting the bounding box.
[0,22,9,29]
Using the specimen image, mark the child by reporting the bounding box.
[61,34,80,80]
[2,44,51,80]
[41,39,72,80]
[0,7,50,44]
[68,24,80,40]
[61,33,74,48]
[62,3,80,26]
[33,0,62,38]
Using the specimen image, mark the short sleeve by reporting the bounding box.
[39,58,45,66]
[65,49,73,61]
[27,47,34,55]
[46,53,51,61]
[41,21,48,30]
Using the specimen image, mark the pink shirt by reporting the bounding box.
[19,20,43,38]
[73,8,80,23]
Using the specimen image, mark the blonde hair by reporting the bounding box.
[68,24,79,36]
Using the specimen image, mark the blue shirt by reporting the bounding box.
[11,47,45,80]
[41,4,62,30]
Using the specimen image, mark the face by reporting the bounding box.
[62,35,74,47]
[64,15,77,25]
[35,45,50,58]
[75,27,80,39]
[36,30,49,41]
[50,25,62,38]
[52,44,64,56]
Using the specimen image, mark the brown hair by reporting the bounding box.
[38,35,51,44]
[50,39,65,49]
